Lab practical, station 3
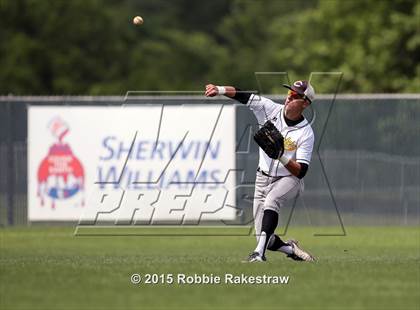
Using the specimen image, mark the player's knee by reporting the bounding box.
[263,201,280,214]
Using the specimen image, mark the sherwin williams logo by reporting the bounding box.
[37,117,85,208]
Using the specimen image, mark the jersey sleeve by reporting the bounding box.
[246,94,279,125]
[295,129,315,165]
[232,89,253,104]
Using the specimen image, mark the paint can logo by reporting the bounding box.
[37,117,84,208]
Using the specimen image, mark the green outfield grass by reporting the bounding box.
[1,226,419,310]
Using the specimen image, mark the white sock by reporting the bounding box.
[278,245,294,255]
[254,232,267,256]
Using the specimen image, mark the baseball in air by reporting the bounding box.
[133,16,143,25]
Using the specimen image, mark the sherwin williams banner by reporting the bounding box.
[28,105,236,222]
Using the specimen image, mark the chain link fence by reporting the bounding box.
[0,95,419,226]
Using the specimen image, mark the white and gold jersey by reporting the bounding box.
[247,94,314,177]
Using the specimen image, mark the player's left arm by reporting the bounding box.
[283,160,308,179]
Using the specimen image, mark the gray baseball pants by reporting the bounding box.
[253,170,303,239]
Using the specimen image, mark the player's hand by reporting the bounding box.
[205,84,219,97]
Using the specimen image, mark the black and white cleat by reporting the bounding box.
[243,251,267,263]
[287,239,315,262]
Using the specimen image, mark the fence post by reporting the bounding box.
[400,162,407,225]
[6,101,15,225]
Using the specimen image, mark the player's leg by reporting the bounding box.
[266,185,300,255]
[252,170,269,241]
[252,176,306,261]
[264,176,314,261]
[252,208,279,260]
[246,171,269,262]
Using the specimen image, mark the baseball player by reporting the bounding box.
[205,80,316,262]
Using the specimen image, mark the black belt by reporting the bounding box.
[257,167,290,178]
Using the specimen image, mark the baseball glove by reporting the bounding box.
[253,120,284,159]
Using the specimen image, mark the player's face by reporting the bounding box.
[284,90,309,116]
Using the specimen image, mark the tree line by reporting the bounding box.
[1,0,419,95]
